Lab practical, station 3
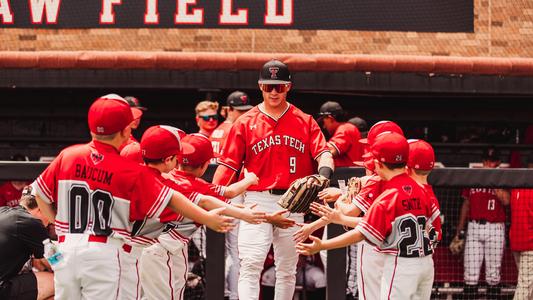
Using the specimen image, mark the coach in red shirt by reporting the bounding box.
[317,101,363,167]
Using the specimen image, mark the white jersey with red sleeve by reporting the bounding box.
[356,173,434,258]
[218,104,329,190]
[31,141,173,241]
[328,122,363,167]
[211,121,233,157]
[352,175,383,214]
[423,184,442,246]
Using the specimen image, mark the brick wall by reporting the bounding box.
[1,0,532,57]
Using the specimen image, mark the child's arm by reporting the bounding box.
[198,195,266,224]
[310,202,362,228]
[293,218,328,243]
[223,169,259,198]
[296,229,365,256]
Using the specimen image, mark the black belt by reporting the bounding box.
[471,219,488,225]
[268,189,287,195]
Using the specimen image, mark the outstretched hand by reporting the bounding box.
[206,207,235,233]
[240,203,267,224]
[318,187,342,203]
[296,235,323,256]
[266,209,296,229]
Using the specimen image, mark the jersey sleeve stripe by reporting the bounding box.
[218,161,239,173]
[357,221,385,244]
[32,178,53,204]
[328,142,341,155]
[147,186,172,219]
[353,195,371,213]
[36,176,53,198]
[313,149,330,161]
[191,192,203,205]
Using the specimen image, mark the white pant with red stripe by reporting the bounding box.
[380,254,434,300]
[357,240,385,300]
[238,191,304,300]
[139,241,189,300]
[464,221,505,285]
[118,245,144,300]
[225,195,243,300]
[54,234,124,300]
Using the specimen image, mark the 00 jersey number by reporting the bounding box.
[69,184,114,236]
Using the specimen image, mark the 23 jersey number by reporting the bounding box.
[397,216,433,257]
[69,184,114,235]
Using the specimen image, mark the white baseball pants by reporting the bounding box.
[139,241,188,300]
[357,240,385,300]
[238,191,304,300]
[54,234,123,300]
[225,195,243,300]
[118,245,144,300]
[380,255,434,300]
[464,221,505,285]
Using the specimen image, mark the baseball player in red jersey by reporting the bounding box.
[297,132,436,299]
[30,95,234,300]
[211,91,253,157]
[455,147,509,298]
[118,96,146,152]
[406,139,442,248]
[140,132,266,300]
[318,101,364,167]
[209,90,253,300]
[213,59,334,300]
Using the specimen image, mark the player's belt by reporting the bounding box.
[471,219,488,225]
[268,189,287,195]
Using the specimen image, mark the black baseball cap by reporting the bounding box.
[482,146,501,161]
[227,91,253,111]
[318,101,343,118]
[124,96,147,111]
[258,59,291,84]
[348,117,368,132]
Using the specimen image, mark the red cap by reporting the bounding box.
[140,125,184,160]
[88,94,133,135]
[120,142,143,164]
[370,132,409,164]
[354,153,376,172]
[360,121,404,145]
[179,134,214,167]
[407,139,435,170]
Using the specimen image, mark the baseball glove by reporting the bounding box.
[449,236,465,255]
[278,175,330,213]
[346,177,362,201]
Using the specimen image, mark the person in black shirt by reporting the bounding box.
[0,189,54,300]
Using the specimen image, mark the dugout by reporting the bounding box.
[1,53,533,168]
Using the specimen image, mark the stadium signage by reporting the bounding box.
[0,0,473,32]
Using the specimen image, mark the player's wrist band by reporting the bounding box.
[318,166,333,179]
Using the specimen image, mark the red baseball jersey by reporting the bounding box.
[328,122,363,167]
[0,182,25,207]
[352,175,383,214]
[211,121,233,157]
[357,173,434,257]
[31,141,173,241]
[424,184,442,245]
[461,188,506,222]
[219,104,329,190]
[509,189,533,251]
